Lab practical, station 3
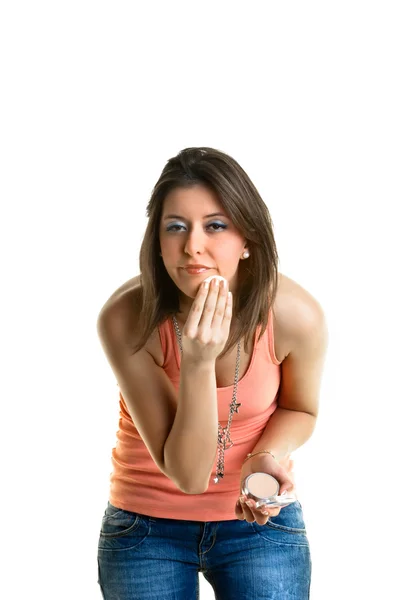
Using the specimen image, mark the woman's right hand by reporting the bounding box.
[181,277,233,364]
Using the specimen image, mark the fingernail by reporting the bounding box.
[281,490,288,496]
[239,496,245,504]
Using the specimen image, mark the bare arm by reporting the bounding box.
[164,278,232,494]
[97,276,231,496]
[164,358,218,494]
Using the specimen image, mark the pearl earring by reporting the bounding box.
[242,251,250,259]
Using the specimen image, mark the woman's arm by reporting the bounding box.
[164,357,218,494]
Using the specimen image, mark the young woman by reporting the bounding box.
[96,147,328,599]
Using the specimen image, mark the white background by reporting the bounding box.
[1,1,405,598]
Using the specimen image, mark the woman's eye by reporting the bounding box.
[209,223,226,231]
[166,223,227,232]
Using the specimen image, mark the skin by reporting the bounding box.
[101,184,328,524]
[235,453,295,525]
[158,183,292,524]
[158,183,249,324]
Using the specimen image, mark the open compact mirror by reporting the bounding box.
[241,472,297,509]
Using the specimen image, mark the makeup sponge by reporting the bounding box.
[202,275,228,285]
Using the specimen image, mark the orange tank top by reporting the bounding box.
[108,311,295,521]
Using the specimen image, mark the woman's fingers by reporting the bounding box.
[184,279,211,337]
[186,278,223,331]
[181,277,233,363]
[199,277,228,331]
[237,497,281,524]
[211,278,231,328]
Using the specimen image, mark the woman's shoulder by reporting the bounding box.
[98,274,164,361]
[273,272,326,354]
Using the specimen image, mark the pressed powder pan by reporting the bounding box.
[241,472,297,509]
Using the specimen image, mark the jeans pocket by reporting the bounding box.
[251,500,309,546]
[98,502,151,552]
[265,500,307,534]
[100,502,141,538]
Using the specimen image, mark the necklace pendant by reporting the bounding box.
[214,471,224,483]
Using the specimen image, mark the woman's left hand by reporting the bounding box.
[235,453,295,525]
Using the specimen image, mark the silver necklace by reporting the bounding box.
[172,315,242,484]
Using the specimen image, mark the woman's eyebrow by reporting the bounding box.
[163,212,227,220]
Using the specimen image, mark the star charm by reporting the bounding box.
[231,402,241,414]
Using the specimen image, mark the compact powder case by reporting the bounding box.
[241,472,296,509]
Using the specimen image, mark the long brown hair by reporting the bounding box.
[130,146,279,359]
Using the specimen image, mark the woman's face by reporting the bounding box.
[158,184,248,311]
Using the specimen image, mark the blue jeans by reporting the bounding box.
[97,500,312,599]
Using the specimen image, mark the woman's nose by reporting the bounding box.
[183,230,206,255]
